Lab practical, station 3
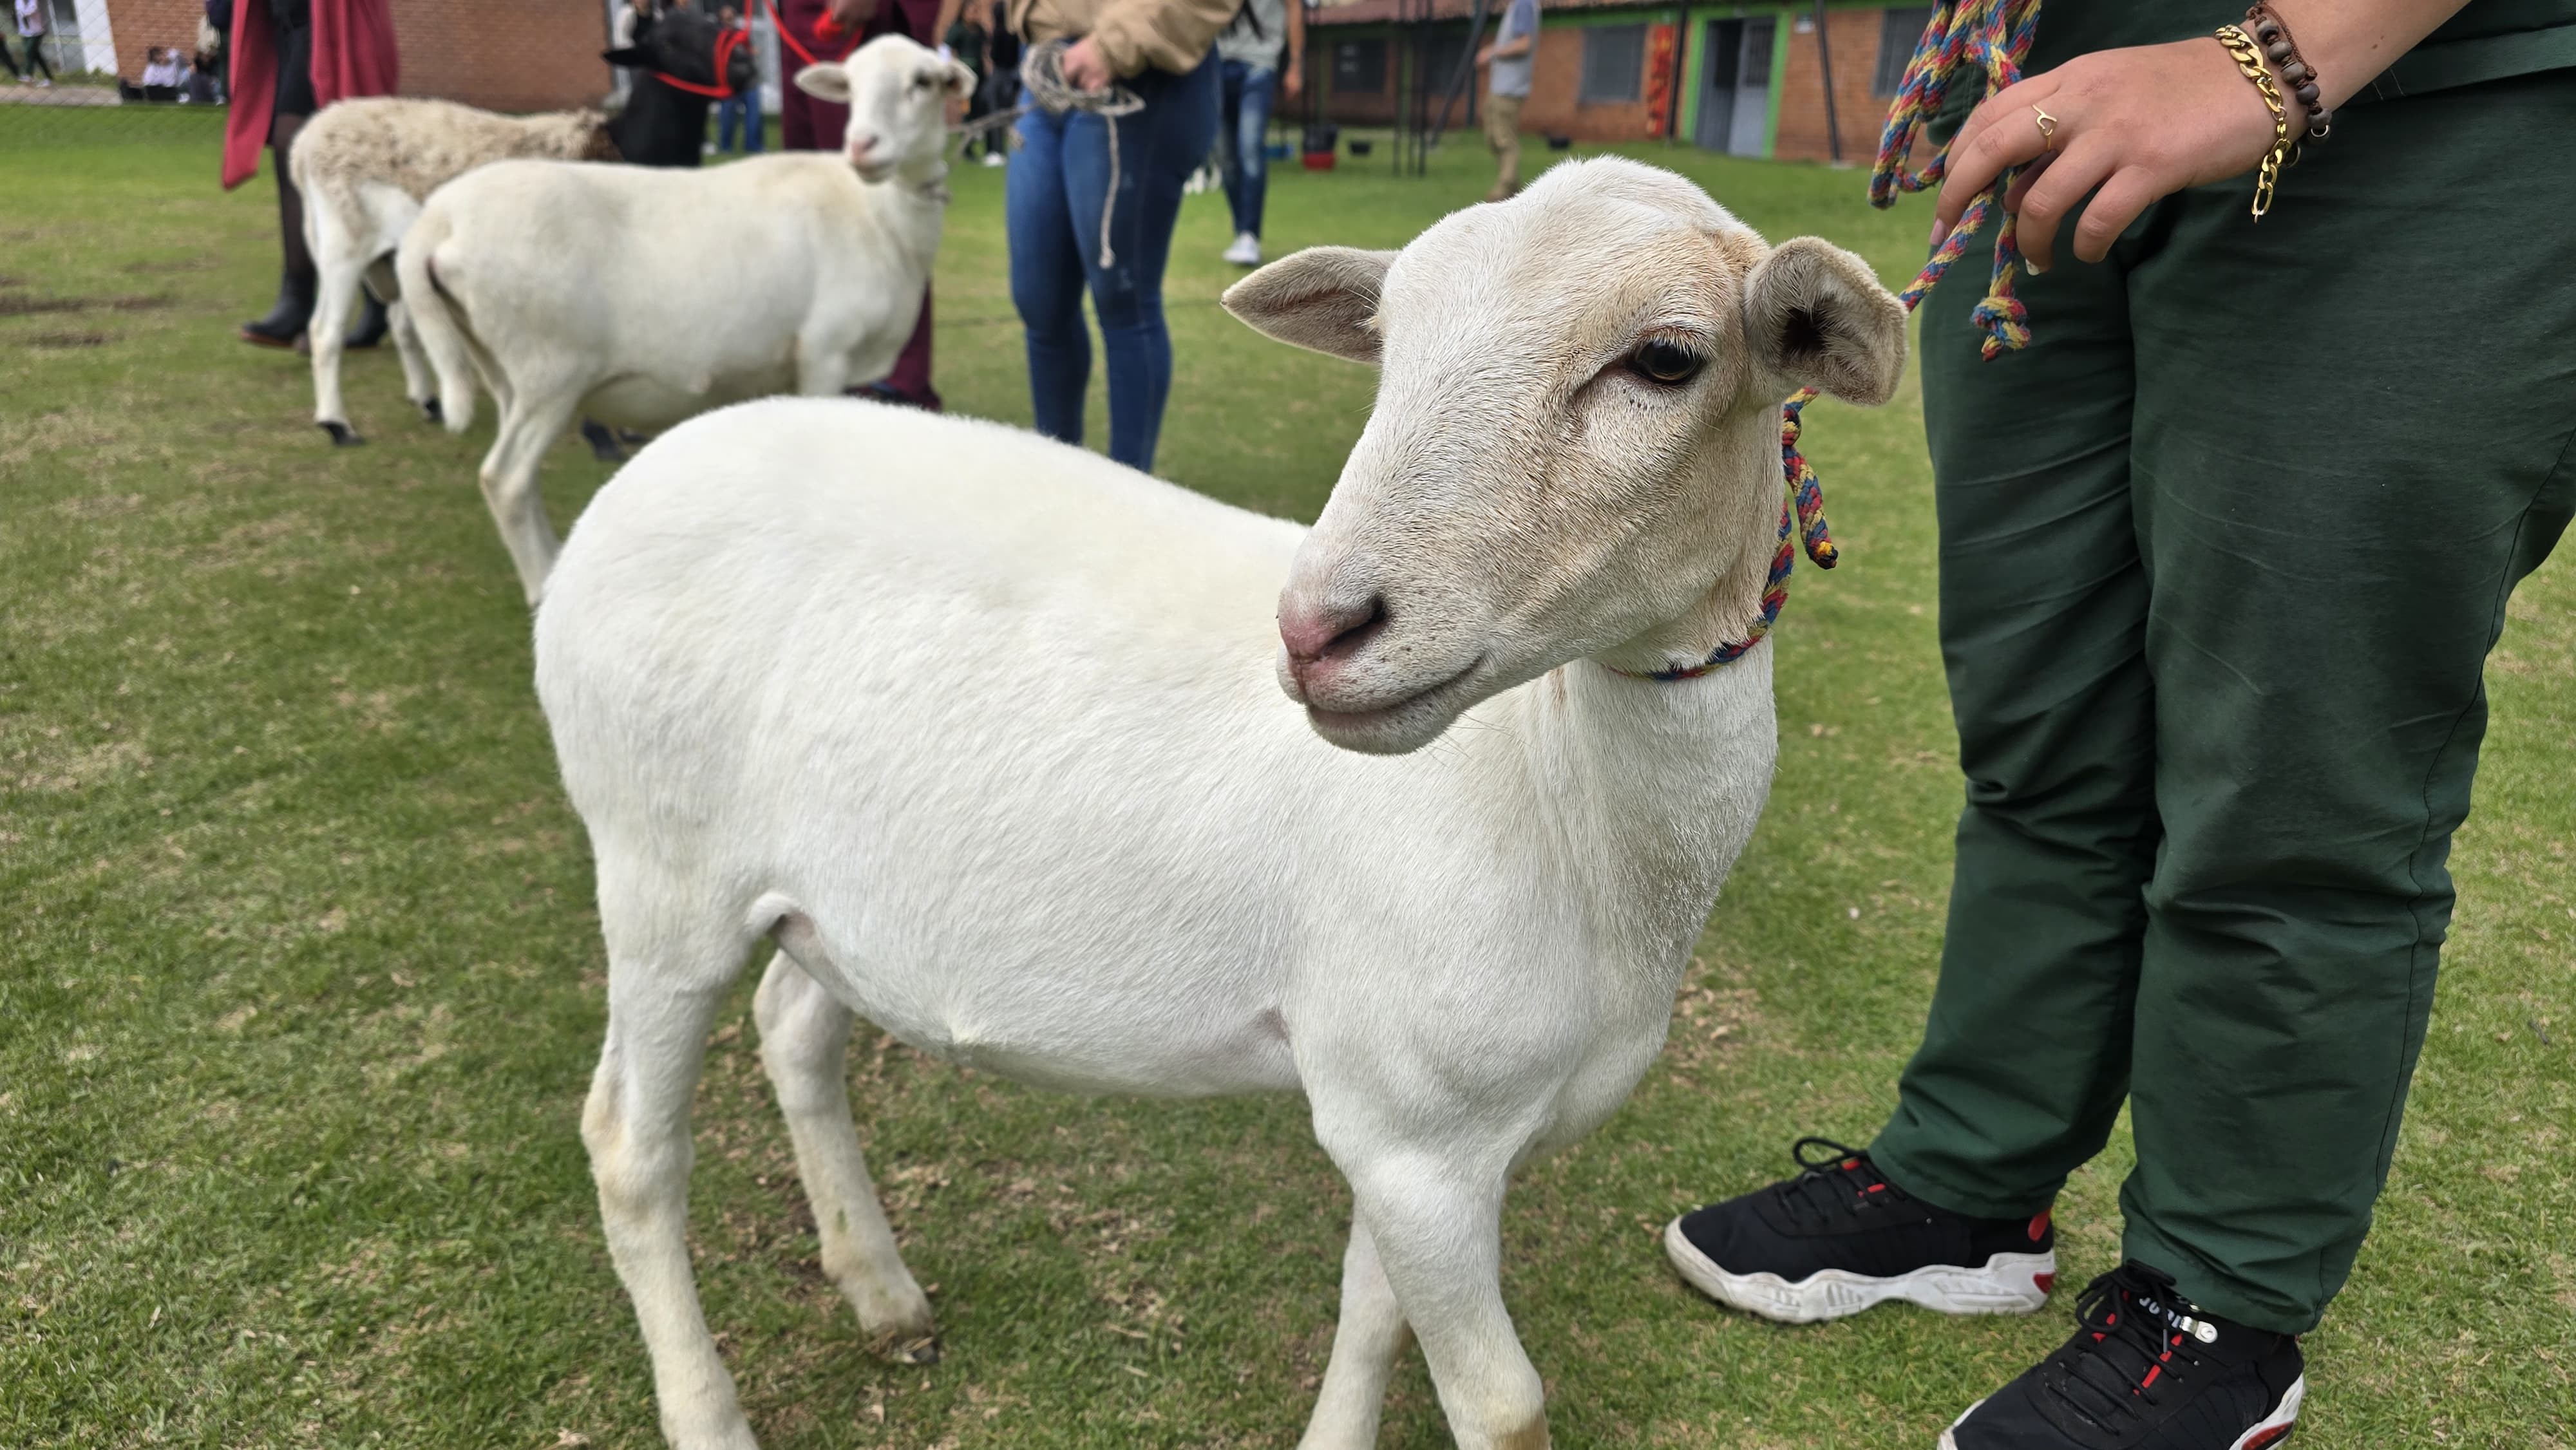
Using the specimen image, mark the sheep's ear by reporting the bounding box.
[601,45,648,66]
[943,57,977,97]
[1743,236,1908,406]
[1220,247,1397,366]
[794,62,853,102]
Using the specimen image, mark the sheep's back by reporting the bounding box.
[299,97,610,212]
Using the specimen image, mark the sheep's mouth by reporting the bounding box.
[1302,655,1487,755]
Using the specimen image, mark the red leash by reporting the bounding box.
[766,0,864,70]
[647,21,752,98]
[657,2,860,97]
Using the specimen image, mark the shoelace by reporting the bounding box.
[2050,1263,2213,1429]
[1770,1137,1915,1229]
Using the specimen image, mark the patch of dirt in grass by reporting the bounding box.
[28,330,111,348]
[6,733,153,793]
[0,292,171,317]
[122,257,218,275]
[52,492,146,519]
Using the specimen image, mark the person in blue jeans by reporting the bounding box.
[712,6,765,153]
[1212,0,1300,266]
[1005,0,1227,475]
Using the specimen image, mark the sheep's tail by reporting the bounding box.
[287,135,323,263]
[395,209,477,435]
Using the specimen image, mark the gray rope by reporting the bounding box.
[1014,37,1144,268]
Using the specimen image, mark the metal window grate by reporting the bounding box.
[1580,23,1645,104]
[1332,37,1387,94]
[1873,8,1935,95]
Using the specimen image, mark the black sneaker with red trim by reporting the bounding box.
[1942,1261,2306,1450]
[1663,1136,2057,1324]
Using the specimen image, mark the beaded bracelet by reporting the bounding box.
[2213,23,2293,218]
[2245,3,2333,143]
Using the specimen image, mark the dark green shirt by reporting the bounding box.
[2028,0,2576,97]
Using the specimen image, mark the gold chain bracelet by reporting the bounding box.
[2215,23,2293,219]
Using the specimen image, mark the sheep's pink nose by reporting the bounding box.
[1280,594,1388,670]
[848,131,884,164]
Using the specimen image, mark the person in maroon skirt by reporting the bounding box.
[773,0,944,410]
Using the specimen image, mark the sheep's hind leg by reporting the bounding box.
[477,388,578,605]
[1298,1216,1414,1450]
[753,933,940,1364]
[583,889,762,1450]
[308,257,365,446]
[385,301,440,424]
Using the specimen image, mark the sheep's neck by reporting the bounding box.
[1591,397,1785,679]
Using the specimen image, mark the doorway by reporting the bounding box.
[1692,15,1775,156]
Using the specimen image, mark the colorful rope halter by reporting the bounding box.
[1622,0,2040,683]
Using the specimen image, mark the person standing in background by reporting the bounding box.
[943,0,1003,165]
[1473,0,1535,202]
[982,0,1021,135]
[15,0,55,87]
[999,0,1227,473]
[218,0,400,349]
[712,5,765,153]
[776,0,945,410]
[1212,0,1300,265]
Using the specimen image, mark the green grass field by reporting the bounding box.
[2,108,2568,1449]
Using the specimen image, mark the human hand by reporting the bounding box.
[1473,44,1493,66]
[822,0,876,34]
[1283,64,1302,100]
[1937,37,2300,272]
[1061,35,1112,90]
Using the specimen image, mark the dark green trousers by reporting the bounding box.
[1869,71,2576,1333]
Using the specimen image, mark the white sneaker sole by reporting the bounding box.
[1663,1217,2054,1325]
[1936,1373,2304,1449]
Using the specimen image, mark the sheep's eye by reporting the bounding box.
[1629,340,1705,386]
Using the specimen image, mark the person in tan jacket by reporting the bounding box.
[999,0,1228,471]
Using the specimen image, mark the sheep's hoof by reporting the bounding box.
[419,397,442,424]
[868,1330,940,1366]
[580,419,627,463]
[320,420,365,447]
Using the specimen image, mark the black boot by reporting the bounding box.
[344,292,389,350]
[242,267,316,350]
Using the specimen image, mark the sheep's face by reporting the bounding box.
[793,39,974,184]
[1224,157,1904,755]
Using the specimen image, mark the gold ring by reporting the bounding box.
[2031,104,2060,149]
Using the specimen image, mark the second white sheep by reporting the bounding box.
[397,35,972,603]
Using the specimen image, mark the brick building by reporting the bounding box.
[1305,0,1931,164]
[79,0,614,112]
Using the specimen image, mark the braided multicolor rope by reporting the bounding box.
[1623,2,2041,683]
[1620,1,2038,686]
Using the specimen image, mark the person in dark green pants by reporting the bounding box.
[1662,4,2575,1447]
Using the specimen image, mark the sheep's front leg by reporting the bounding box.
[477,390,578,605]
[751,946,939,1362]
[1329,1151,1546,1450]
[308,260,365,446]
[585,950,760,1450]
[1298,1216,1414,1450]
[793,338,852,399]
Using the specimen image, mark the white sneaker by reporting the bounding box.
[701,141,717,156]
[980,151,1005,167]
[1222,232,1261,266]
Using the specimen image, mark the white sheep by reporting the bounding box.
[292,2,758,447]
[533,156,1907,1450]
[397,35,971,605]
